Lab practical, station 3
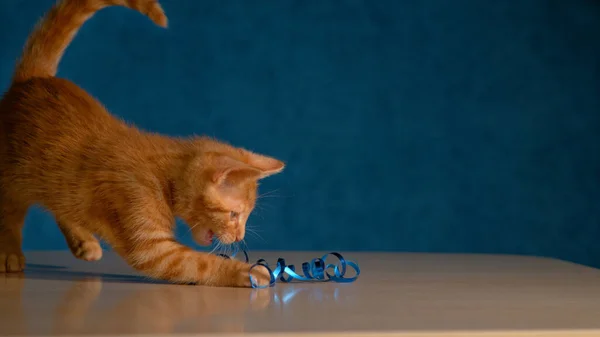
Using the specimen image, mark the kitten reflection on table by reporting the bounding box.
[2,268,344,335]
[51,278,272,334]
[0,273,27,336]
[48,279,331,334]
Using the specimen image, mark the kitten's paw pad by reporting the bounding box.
[0,252,25,273]
[72,241,102,261]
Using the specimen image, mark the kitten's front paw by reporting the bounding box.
[248,265,272,288]
[223,259,272,288]
[0,251,25,273]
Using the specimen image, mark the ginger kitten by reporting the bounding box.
[0,0,283,287]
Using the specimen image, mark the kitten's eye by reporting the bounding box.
[230,211,239,220]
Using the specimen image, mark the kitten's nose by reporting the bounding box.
[235,228,245,242]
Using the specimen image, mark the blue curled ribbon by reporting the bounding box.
[217,247,361,289]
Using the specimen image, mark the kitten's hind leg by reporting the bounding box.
[57,220,103,262]
[0,198,27,273]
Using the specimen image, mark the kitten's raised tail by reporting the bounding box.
[12,0,167,83]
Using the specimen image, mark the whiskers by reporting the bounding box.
[253,189,284,220]
[208,239,242,259]
[245,225,266,243]
[208,240,224,256]
[257,189,281,199]
[256,188,293,201]
[186,223,200,235]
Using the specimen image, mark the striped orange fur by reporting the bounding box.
[0,0,283,287]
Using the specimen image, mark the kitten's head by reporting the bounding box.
[175,145,284,246]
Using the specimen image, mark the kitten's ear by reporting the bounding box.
[211,156,262,186]
[244,151,285,178]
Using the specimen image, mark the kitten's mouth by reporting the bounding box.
[205,230,214,244]
[194,228,214,246]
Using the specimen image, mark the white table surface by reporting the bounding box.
[1,251,600,337]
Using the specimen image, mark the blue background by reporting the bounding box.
[1,1,599,266]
